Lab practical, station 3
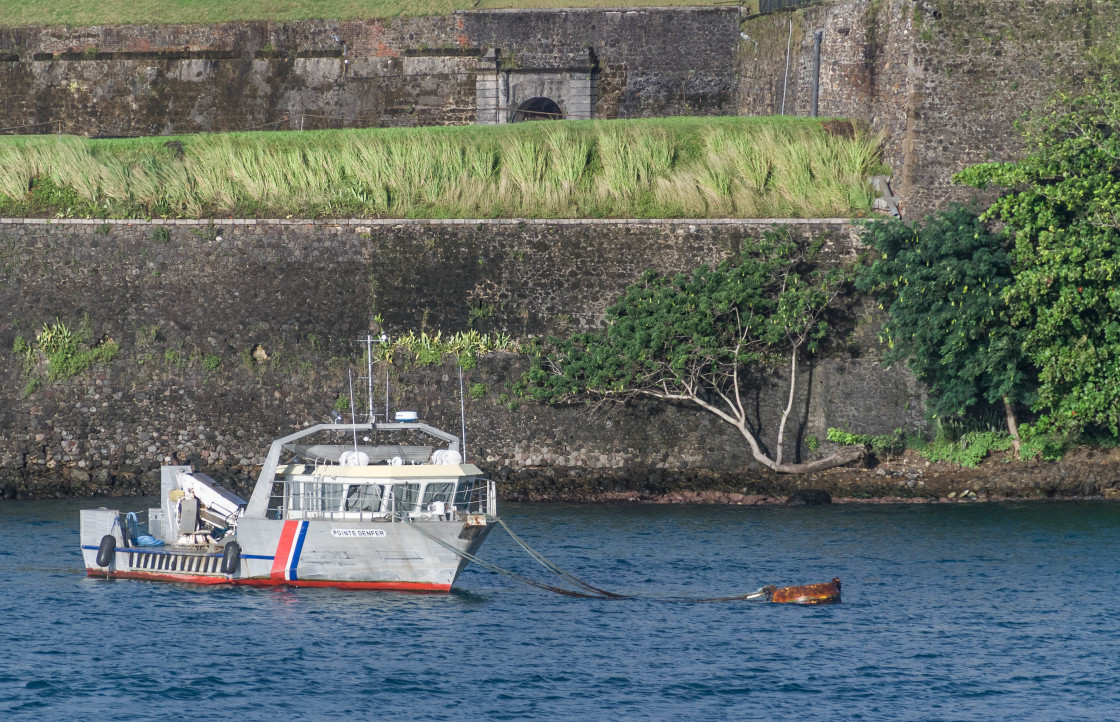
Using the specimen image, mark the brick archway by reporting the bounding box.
[476,48,597,125]
[512,97,564,122]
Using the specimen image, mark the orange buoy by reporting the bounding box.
[761,577,841,604]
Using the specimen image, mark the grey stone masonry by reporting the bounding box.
[737,0,1120,217]
[0,8,738,135]
[0,215,928,500]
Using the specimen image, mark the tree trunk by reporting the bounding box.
[775,349,798,467]
[773,444,866,473]
[638,387,867,475]
[1002,395,1021,458]
[731,421,865,473]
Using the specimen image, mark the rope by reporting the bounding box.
[415,516,770,603]
[409,520,620,598]
[497,517,769,602]
[496,517,628,598]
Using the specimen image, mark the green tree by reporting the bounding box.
[522,232,863,473]
[956,77,1120,436]
[855,207,1032,453]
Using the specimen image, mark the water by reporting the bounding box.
[2,499,1118,720]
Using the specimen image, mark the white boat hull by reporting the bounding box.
[82,511,493,591]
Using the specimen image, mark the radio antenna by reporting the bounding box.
[359,333,390,424]
[347,369,358,453]
[459,366,467,461]
[364,333,375,423]
[383,334,390,422]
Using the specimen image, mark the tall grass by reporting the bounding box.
[651,123,881,218]
[0,117,885,219]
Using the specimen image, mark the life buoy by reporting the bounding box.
[96,534,116,568]
[221,541,241,575]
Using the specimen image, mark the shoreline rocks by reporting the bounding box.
[6,447,1118,505]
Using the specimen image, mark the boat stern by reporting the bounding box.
[80,507,125,574]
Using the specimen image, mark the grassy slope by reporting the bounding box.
[0,117,883,220]
[0,0,743,27]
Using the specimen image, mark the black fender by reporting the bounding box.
[95,534,116,568]
[221,541,241,575]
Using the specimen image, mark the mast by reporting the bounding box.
[459,366,467,462]
[365,333,375,423]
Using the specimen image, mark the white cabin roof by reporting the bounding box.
[276,463,483,479]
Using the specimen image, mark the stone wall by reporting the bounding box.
[0,3,1113,214]
[0,18,479,134]
[0,216,860,336]
[0,217,926,499]
[463,8,739,119]
[739,0,1117,217]
[896,0,1115,214]
[0,8,740,136]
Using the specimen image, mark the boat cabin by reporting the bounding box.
[266,465,490,522]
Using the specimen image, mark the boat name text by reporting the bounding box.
[331,529,388,538]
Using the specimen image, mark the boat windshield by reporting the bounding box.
[395,483,421,513]
[454,479,481,508]
[346,483,384,512]
[266,477,491,521]
[421,483,455,508]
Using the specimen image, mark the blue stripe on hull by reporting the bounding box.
[289,521,310,581]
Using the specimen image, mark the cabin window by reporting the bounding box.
[453,479,478,508]
[346,484,384,512]
[421,483,455,508]
[286,481,345,513]
[321,483,346,512]
[395,483,421,513]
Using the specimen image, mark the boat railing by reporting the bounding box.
[264,477,497,522]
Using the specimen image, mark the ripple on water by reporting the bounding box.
[2,500,1120,718]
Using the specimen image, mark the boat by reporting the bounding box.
[80,403,497,591]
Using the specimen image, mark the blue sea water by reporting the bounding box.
[1,498,1119,720]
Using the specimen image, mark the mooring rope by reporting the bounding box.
[495,517,629,599]
[415,517,769,602]
[410,521,621,598]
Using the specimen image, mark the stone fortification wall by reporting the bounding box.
[0,2,1113,216]
[0,8,739,136]
[464,8,739,119]
[0,217,926,499]
[739,0,1117,217]
[894,0,1115,214]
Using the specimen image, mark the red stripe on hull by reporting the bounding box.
[86,569,451,592]
[237,578,452,592]
[270,520,300,581]
[87,569,232,585]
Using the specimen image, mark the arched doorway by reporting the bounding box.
[511,97,564,122]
